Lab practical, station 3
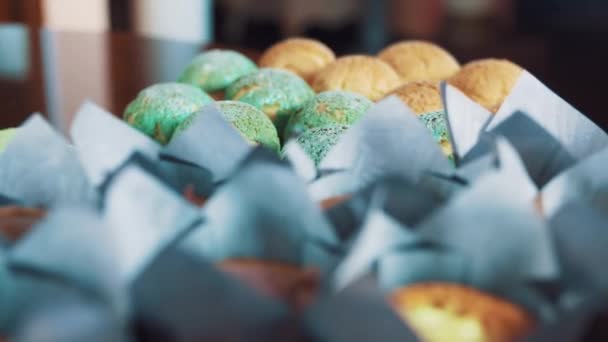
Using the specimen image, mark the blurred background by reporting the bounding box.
[1,0,608,131]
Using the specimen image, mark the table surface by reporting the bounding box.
[1,25,607,134]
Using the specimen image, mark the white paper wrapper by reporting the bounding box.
[163,103,253,182]
[0,115,96,207]
[70,102,160,186]
[181,158,340,273]
[442,82,492,159]
[319,97,452,191]
[282,140,317,183]
[488,71,608,159]
[308,171,357,202]
[541,147,608,217]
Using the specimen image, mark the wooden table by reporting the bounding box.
[1,24,607,134]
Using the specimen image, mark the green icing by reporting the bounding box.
[291,124,349,166]
[284,90,372,139]
[174,101,280,153]
[225,68,314,134]
[178,50,258,93]
[419,110,454,160]
[0,128,17,153]
[123,83,213,145]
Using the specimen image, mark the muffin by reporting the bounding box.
[174,101,281,153]
[378,41,460,83]
[389,283,535,342]
[291,124,349,166]
[312,55,401,101]
[448,59,523,113]
[123,83,213,144]
[389,81,452,158]
[0,128,17,153]
[259,38,336,84]
[225,68,315,134]
[284,91,372,139]
[218,258,319,311]
[0,206,46,243]
[183,184,207,207]
[319,195,351,210]
[178,49,258,99]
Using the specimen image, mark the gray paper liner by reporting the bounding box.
[441,82,492,160]
[304,276,419,342]
[130,247,290,341]
[488,71,608,160]
[163,103,253,182]
[0,115,97,208]
[541,146,608,217]
[181,160,340,274]
[70,101,160,186]
[308,171,357,202]
[319,97,452,190]
[283,140,317,183]
[0,194,20,206]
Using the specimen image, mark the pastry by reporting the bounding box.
[123,83,213,144]
[378,40,460,82]
[448,59,523,113]
[389,81,453,158]
[319,195,351,210]
[312,55,401,101]
[0,128,16,153]
[284,90,372,139]
[389,283,535,342]
[174,101,281,153]
[182,185,207,207]
[178,49,258,99]
[218,258,319,311]
[259,38,335,84]
[225,68,314,134]
[0,206,46,243]
[292,124,349,166]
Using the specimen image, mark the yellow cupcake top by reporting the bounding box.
[388,81,443,116]
[390,283,535,342]
[312,55,401,101]
[259,38,336,84]
[378,41,460,83]
[448,59,523,113]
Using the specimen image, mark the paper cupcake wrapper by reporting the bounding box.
[70,102,160,187]
[282,140,317,183]
[180,157,341,274]
[163,103,253,182]
[0,194,20,206]
[0,115,97,208]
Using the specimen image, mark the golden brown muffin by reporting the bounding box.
[218,258,319,311]
[312,55,401,101]
[378,41,460,83]
[0,206,46,243]
[259,38,336,84]
[389,283,535,342]
[319,195,352,210]
[389,81,443,115]
[448,59,523,113]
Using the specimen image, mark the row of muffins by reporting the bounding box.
[123,38,523,165]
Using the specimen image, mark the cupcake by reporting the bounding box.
[0,206,46,243]
[174,101,281,153]
[312,55,401,101]
[389,81,452,158]
[218,258,319,311]
[225,68,315,134]
[448,59,523,113]
[123,83,213,144]
[0,128,17,153]
[291,124,349,166]
[284,91,372,139]
[178,49,258,99]
[389,283,535,342]
[259,38,336,84]
[378,40,460,83]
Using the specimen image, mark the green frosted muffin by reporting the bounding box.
[291,124,349,166]
[123,83,213,144]
[225,68,315,134]
[284,91,372,139]
[178,49,258,98]
[0,128,17,153]
[174,101,280,153]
